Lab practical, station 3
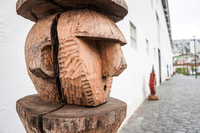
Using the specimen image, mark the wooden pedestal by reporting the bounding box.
[149,95,159,100]
[16,94,127,133]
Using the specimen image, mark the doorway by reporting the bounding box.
[158,49,161,83]
[167,65,169,77]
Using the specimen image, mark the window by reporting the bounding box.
[156,13,160,45]
[151,0,153,7]
[146,39,149,55]
[130,22,137,49]
[156,13,160,38]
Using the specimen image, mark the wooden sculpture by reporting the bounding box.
[16,0,128,132]
[23,3,127,106]
[149,66,158,100]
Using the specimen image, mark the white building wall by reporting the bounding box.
[0,0,35,133]
[0,0,173,132]
[113,0,173,126]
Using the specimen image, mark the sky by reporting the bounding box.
[168,0,200,40]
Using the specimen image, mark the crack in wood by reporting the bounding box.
[17,95,127,133]
[40,105,65,133]
[51,13,65,105]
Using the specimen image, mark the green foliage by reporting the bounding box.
[191,65,195,72]
[176,68,187,75]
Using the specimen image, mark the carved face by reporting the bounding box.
[25,9,127,106]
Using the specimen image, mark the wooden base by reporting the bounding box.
[16,94,127,133]
[149,95,159,100]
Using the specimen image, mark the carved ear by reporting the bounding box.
[28,41,55,79]
[98,42,127,77]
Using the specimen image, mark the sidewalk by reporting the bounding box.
[118,75,200,133]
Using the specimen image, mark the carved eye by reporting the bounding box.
[28,41,55,79]
[41,45,54,71]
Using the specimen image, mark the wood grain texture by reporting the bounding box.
[28,41,55,79]
[17,94,126,133]
[98,42,127,77]
[24,9,127,106]
[25,14,61,104]
[58,9,126,45]
[16,94,63,133]
[16,0,61,22]
[43,98,127,133]
[16,0,128,22]
[57,9,127,106]
[57,37,114,106]
[149,95,159,100]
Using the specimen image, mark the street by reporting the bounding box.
[118,75,200,133]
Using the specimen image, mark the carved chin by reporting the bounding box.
[60,76,113,106]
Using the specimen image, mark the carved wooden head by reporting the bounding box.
[19,0,128,106]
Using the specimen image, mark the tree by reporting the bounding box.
[191,65,195,73]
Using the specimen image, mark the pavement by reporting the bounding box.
[118,75,200,133]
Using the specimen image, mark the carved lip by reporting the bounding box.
[16,0,128,22]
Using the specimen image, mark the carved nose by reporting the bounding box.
[98,41,127,77]
[57,9,127,77]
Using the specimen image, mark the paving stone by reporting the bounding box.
[157,126,167,130]
[144,131,154,133]
[177,128,187,132]
[163,129,173,133]
[151,128,163,132]
[174,131,185,133]
[194,127,200,131]
[117,76,200,133]
[167,127,177,131]
[187,130,197,133]
[191,125,200,128]
[184,126,194,130]
[179,123,188,126]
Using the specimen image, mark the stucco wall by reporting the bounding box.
[0,0,172,132]
[112,0,173,127]
[0,0,35,132]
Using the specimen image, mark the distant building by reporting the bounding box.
[190,40,200,54]
[172,39,191,55]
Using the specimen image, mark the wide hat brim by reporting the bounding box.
[16,0,128,22]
